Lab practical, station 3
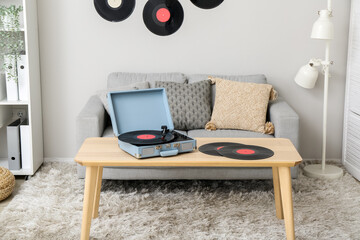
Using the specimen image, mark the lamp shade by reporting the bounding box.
[295,64,319,89]
[311,10,334,40]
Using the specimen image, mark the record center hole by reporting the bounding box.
[137,134,156,140]
[156,8,171,22]
[236,149,255,155]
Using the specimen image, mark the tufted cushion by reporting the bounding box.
[155,80,212,130]
[206,77,275,134]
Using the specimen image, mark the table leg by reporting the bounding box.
[92,166,103,219]
[278,167,295,240]
[272,167,284,219]
[81,166,97,240]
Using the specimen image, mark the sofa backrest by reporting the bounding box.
[107,72,267,107]
[107,72,187,88]
[186,74,267,84]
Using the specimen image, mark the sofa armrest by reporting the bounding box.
[268,97,299,150]
[76,95,106,150]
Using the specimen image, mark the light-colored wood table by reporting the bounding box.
[75,137,302,240]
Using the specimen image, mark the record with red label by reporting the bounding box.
[199,142,246,156]
[118,130,175,145]
[143,0,184,36]
[190,0,224,9]
[216,145,274,160]
[94,0,135,22]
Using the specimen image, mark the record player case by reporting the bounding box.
[107,88,197,158]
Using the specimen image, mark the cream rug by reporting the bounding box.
[0,162,359,240]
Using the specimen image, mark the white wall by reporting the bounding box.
[37,0,350,160]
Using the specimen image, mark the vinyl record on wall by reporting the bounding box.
[190,0,224,9]
[143,0,184,36]
[94,0,136,22]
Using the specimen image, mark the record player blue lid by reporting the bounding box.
[107,88,174,136]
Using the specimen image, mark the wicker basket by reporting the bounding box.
[0,167,15,201]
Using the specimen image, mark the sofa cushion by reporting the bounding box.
[206,77,275,134]
[155,80,212,130]
[107,72,187,89]
[97,81,150,114]
[187,129,274,138]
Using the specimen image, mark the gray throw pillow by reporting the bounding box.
[97,81,150,114]
[155,80,212,130]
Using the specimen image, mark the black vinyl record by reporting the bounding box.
[217,145,274,160]
[190,0,224,9]
[199,142,246,156]
[143,0,184,36]
[118,130,175,145]
[94,0,135,22]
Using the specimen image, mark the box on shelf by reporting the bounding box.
[4,55,18,101]
[17,55,28,101]
[20,119,30,170]
[7,118,23,170]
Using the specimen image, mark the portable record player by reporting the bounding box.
[107,88,197,159]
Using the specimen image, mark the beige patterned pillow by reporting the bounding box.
[205,77,275,134]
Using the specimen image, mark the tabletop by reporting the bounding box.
[75,137,302,168]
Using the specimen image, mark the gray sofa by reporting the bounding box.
[76,72,299,179]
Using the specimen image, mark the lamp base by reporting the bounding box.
[303,164,343,179]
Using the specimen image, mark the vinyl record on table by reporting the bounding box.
[143,0,184,36]
[94,0,135,22]
[118,130,175,145]
[190,0,224,9]
[199,142,246,156]
[217,145,274,160]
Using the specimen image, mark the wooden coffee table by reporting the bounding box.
[75,137,302,240]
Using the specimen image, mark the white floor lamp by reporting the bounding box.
[294,0,343,179]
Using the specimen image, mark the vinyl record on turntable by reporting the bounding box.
[190,0,224,9]
[94,0,135,22]
[118,130,175,145]
[216,145,274,160]
[199,142,246,156]
[143,0,184,36]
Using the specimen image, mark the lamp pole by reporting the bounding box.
[322,41,330,171]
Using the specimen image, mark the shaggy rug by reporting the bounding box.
[0,161,359,240]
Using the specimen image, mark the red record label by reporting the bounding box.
[236,149,255,155]
[137,134,156,140]
[156,8,171,22]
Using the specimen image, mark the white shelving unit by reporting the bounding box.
[0,0,43,176]
[343,0,360,181]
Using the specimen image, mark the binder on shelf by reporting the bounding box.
[7,118,23,170]
[20,119,31,170]
[4,55,19,101]
[17,55,29,101]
